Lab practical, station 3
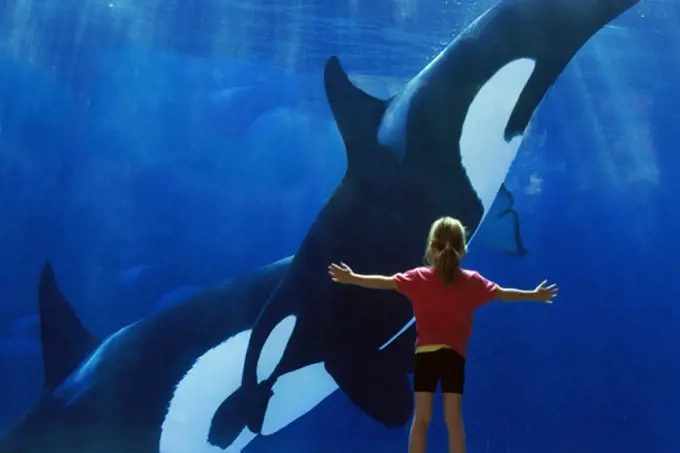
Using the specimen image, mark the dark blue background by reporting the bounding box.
[0,0,678,451]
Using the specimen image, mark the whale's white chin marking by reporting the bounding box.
[160,330,255,453]
[161,315,338,453]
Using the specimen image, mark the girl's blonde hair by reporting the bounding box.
[424,217,467,285]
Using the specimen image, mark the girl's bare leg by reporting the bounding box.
[443,393,465,453]
[408,392,434,453]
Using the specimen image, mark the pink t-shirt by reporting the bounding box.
[394,266,498,356]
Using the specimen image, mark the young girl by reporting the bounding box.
[328,216,557,453]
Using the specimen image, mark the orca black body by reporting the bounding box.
[208,0,639,447]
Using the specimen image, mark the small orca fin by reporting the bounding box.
[324,56,390,172]
[474,184,527,256]
[325,350,413,428]
[208,380,274,448]
[38,262,99,390]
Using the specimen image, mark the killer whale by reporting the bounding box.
[0,258,292,453]
[0,0,639,451]
[207,0,639,447]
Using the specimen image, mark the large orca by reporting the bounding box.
[207,0,639,448]
[0,0,639,452]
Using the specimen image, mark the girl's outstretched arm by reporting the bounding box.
[328,262,397,290]
[495,280,558,303]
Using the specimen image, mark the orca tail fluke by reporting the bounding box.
[208,380,274,448]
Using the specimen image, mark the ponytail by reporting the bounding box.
[433,244,461,285]
[425,217,467,285]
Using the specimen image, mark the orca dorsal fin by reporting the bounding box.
[324,56,390,172]
[38,262,99,390]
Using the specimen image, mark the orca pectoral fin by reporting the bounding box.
[325,353,413,427]
[208,382,273,449]
[474,184,527,256]
[261,363,339,436]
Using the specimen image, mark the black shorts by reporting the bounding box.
[413,348,466,394]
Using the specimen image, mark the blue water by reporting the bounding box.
[0,0,678,452]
